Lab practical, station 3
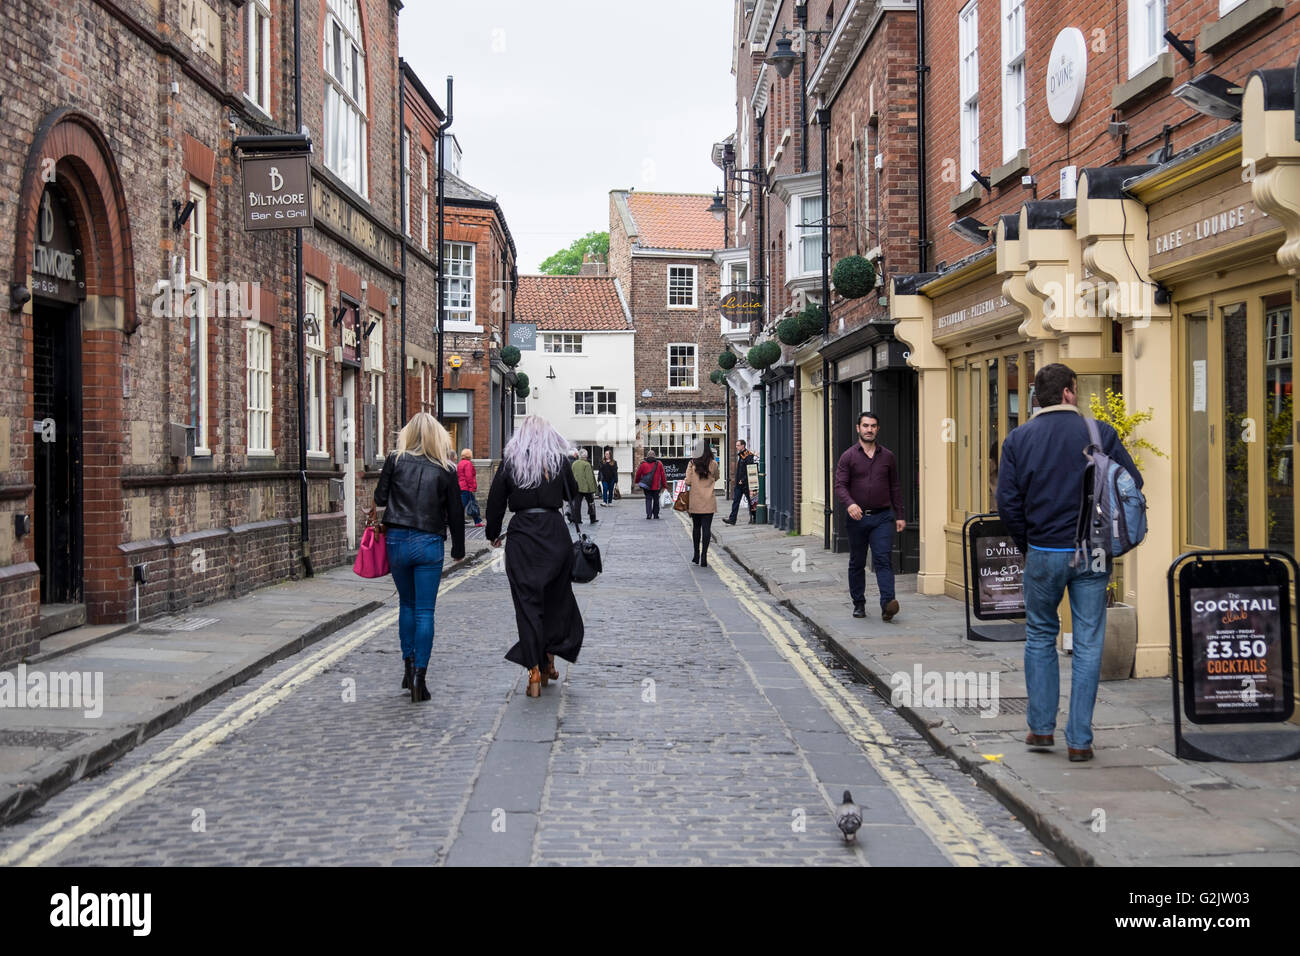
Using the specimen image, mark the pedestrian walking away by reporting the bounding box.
[634,451,666,520]
[485,415,585,698]
[833,411,905,622]
[572,448,600,524]
[722,439,756,525]
[598,449,619,506]
[457,448,483,526]
[996,363,1143,762]
[683,440,720,567]
[372,412,466,703]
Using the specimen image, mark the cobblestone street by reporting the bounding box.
[0,502,1054,866]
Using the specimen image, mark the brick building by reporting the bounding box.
[608,190,726,483]
[0,0,510,666]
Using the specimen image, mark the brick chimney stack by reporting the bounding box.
[578,251,607,276]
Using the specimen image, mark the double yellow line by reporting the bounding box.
[699,524,1020,866]
[1,558,494,866]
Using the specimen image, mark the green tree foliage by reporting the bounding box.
[538,231,611,275]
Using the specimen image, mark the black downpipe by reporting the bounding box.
[398,62,408,422]
[915,0,929,272]
[436,77,454,421]
[754,108,768,524]
[818,108,832,552]
[293,0,312,576]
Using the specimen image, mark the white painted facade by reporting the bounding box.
[515,329,638,486]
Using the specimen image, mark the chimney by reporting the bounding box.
[578,252,607,277]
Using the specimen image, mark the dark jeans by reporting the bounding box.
[579,491,597,521]
[643,488,660,517]
[460,489,481,522]
[846,510,895,609]
[691,512,714,560]
[600,480,615,503]
[385,527,445,669]
[727,480,752,520]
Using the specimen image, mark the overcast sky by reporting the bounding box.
[400,1,737,273]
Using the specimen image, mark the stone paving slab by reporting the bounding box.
[0,540,491,826]
[716,521,1300,868]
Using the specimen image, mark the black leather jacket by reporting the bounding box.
[373,452,466,559]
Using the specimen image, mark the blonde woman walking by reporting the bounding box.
[485,416,584,698]
[373,412,465,703]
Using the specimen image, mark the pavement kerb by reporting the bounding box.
[718,539,1111,868]
[0,547,491,828]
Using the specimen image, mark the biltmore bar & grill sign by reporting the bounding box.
[242,154,313,231]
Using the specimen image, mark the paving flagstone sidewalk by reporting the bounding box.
[713,520,1300,867]
[0,538,493,827]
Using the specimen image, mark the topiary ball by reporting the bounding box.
[718,350,737,370]
[747,340,782,369]
[500,345,521,367]
[832,255,877,299]
[798,304,826,340]
[709,368,725,385]
[513,371,529,391]
[776,316,809,345]
[516,383,530,398]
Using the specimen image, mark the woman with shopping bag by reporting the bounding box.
[633,452,666,520]
[683,440,720,567]
[372,412,465,703]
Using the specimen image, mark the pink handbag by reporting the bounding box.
[353,525,389,578]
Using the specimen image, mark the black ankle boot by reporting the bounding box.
[412,667,430,703]
[700,551,708,568]
[691,551,700,564]
[401,657,414,691]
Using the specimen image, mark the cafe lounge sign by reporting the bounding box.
[242,155,313,231]
[719,290,763,323]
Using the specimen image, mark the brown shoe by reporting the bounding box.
[882,599,900,622]
[1025,732,1055,748]
[1068,747,1094,762]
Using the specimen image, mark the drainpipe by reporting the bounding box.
[292,0,312,576]
[818,106,832,552]
[398,64,408,421]
[754,107,769,525]
[436,77,454,420]
[915,0,929,272]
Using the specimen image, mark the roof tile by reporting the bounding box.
[625,192,723,251]
[515,275,631,331]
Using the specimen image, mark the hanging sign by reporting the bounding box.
[242,154,313,230]
[719,290,763,322]
[1046,28,1087,125]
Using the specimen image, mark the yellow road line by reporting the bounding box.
[1,559,492,866]
[698,523,1020,866]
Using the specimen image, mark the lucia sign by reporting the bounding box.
[242,154,313,230]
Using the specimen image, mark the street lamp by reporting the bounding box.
[766,34,799,78]
[708,189,726,221]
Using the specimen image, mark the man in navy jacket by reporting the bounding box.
[996,363,1142,762]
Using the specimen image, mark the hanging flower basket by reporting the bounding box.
[747,340,783,369]
[709,368,726,385]
[500,345,521,367]
[513,371,529,391]
[776,316,810,346]
[832,255,877,299]
[798,304,826,340]
[718,350,737,370]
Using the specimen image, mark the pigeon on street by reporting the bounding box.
[837,790,862,843]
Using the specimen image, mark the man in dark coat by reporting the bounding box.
[833,412,905,622]
[722,440,757,525]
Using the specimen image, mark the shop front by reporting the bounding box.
[764,369,796,530]
[641,410,727,484]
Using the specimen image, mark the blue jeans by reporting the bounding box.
[460,489,481,522]
[600,480,614,504]
[385,527,445,669]
[846,510,895,608]
[1023,547,1110,749]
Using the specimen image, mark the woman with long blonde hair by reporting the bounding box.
[484,415,584,698]
[373,412,465,702]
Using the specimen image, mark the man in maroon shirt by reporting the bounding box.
[834,411,905,621]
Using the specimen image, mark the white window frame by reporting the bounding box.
[443,241,477,329]
[667,343,698,391]
[574,390,617,416]
[797,194,824,277]
[367,310,384,457]
[513,389,528,417]
[401,130,410,237]
[304,278,329,456]
[542,333,583,354]
[246,323,273,455]
[420,149,430,250]
[322,0,368,197]
[1128,0,1167,77]
[1220,0,1246,15]
[246,0,272,117]
[959,1,980,187]
[188,181,210,455]
[667,265,698,309]
[722,259,750,333]
[1001,0,1026,163]
[648,431,688,459]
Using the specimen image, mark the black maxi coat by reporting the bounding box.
[484,458,584,670]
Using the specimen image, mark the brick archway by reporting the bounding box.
[16,109,135,623]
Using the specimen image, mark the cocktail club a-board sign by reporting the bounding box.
[1168,550,1300,762]
[961,514,1027,642]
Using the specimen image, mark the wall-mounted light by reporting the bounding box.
[1021,175,1037,198]
[949,216,992,244]
[9,284,31,311]
[172,198,197,231]
[708,189,726,221]
[1163,31,1196,65]
[1173,73,1242,120]
[970,170,993,192]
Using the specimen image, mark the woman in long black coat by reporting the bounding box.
[484,415,584,698]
